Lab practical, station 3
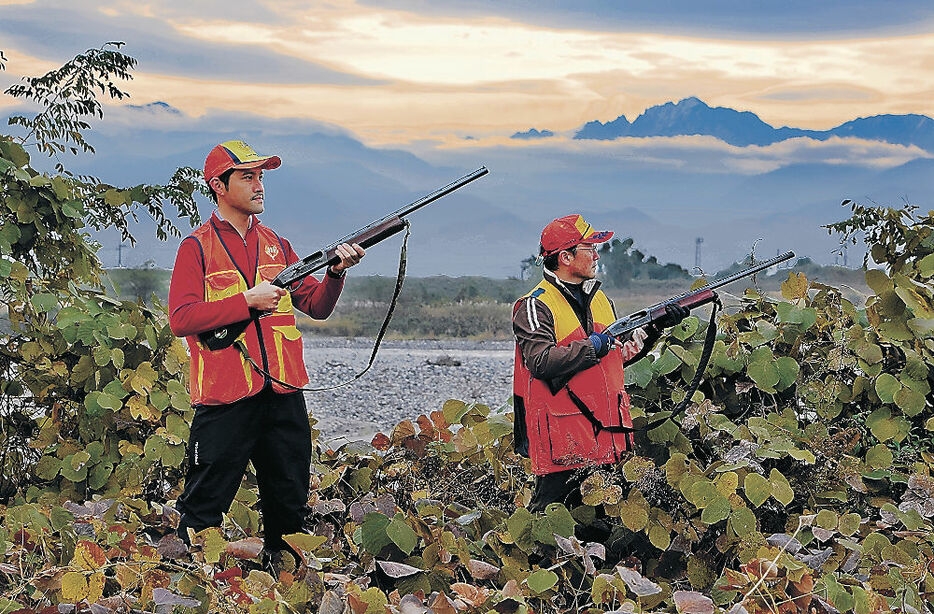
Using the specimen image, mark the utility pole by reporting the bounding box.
[695,237,703,272]
[117,243,125,268]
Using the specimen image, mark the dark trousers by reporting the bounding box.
[529,469,587,512]
[177,386,311,551]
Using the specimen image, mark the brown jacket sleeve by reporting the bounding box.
[514,296,598,393]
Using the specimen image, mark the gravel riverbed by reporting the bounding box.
[301,337,513,444]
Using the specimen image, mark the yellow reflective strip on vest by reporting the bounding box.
[590,292,616,327]
[196,351,205,395]
[241,352,253,385]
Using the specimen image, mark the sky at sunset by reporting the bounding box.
[1,0,933,145]
[1,1,933,275]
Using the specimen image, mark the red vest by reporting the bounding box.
[186,220,309,405]
[514,280,634,475]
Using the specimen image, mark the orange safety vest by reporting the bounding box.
[186,220,309,406]
[513,280,634,475]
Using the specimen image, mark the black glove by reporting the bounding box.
[656,303,689,328]
[589,332,613,358]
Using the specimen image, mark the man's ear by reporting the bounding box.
[209,177,225,196]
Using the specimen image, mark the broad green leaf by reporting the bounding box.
[30,293,58,312]
[729,507,756,537]
[866,408,899,442]
[774,357,799,390]
[874,373,901,403]
[918,252,934,278]
[97,391,122,411]
[283,532,327,554]
[747,361,780,391]
[838,513,861,536]
[672,316,700,341]
[618,501,648,533]
[506,507,535,552]
[625,356,653,388]
[769,469,794,506]
[700,495,731,525]
[360,513,392,554]
[527,569,558,593]
[907,318,934,338]
[103,379,127,400]
[815,509,838,530]
[865,268,893,294]
[781,272,808,300]
[744,473,771,507]
[866,444,893,469]
[894,387,925,416]
[88,462,114,490]
[386,515,418,555]
[35,455,61,480]
[689,480,718,509]
[648,524,671,550]
[652,349,681,376]
[50,506,74,532]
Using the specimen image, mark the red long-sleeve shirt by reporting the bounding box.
[168,212,344,337]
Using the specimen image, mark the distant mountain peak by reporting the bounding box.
[572,97,934,152]
[511,128,555,140]
[126,101,181,115]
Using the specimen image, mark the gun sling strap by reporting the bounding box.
[234,220,411,392]
[566,295,721,435]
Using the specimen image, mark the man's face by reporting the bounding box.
[563,243,600,282]
[218,169,265,215]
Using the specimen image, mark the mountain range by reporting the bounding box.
[565,97,934,152]
[6,98,931,276]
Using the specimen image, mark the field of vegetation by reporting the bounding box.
[1,44,932,614]
[103,264,870,341]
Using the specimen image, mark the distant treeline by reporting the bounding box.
[102,253,869,339]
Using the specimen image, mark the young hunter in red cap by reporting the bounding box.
[168,140,365,569]
[512,214,688,511]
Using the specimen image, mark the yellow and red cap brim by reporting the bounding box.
[540,214,613,256]
[204,139,281,183]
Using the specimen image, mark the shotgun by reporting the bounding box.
[605,250,795,339]
[200,166,489,350]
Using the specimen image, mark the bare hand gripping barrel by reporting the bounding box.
[200,166,489,351]
[605,250,796,338]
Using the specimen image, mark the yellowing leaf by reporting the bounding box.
[87,572,105,603]
[71,540,107,571]
[61,571,88,601]
[781,272,809,300]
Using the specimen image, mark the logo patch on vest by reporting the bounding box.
[265,245,279,259]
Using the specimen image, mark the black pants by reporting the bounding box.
[177,386,311,551]
[529,469,587,512]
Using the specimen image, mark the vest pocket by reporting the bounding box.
[195,344,256,404]
[544,400,598,467]
[205,270,244,302]
[268,320,309,391]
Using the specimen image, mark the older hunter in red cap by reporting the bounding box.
[512,214,688,511]
[168,140,365,572]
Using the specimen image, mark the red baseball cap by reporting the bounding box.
[203,140,281,184]
[540,214,613,256]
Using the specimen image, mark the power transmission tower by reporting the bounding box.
[695,237,703,271]
[117,243,126,267]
